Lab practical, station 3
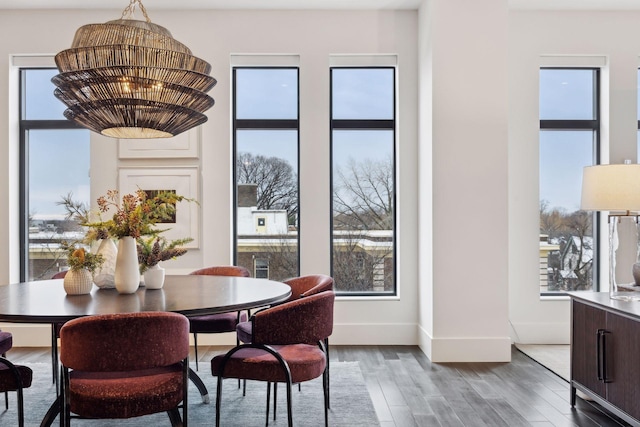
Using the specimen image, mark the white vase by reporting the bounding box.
[63,269,93,295]
[143,264,166,289]
[114,236,140,294]
[93,239,117,289]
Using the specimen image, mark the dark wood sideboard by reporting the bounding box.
[569,292,640,426]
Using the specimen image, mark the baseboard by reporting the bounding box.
[418,325,511,362]
[1,322,419,347]
[509,321,570,344]
[329,323,417,345]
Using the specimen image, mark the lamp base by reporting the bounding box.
[611,282,640,301]
[610,292,640,301]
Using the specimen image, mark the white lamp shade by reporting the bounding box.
[581,164,640,212]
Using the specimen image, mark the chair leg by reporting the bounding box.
[273,382,277,420]
[51,325,57,385]
[325,337,330,409]
[16,384,24,427]
[285,379,293,427]
[2,352,6,410]
[323,369,329,427]
[265,382,271,427]
[215,375,223,427]
[166,409,183,427]
[193,333,199,371]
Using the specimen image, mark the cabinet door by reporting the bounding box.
[605,311,640,421]
[572,300,606,398]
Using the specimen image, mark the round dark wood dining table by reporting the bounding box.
[0,274,292,323]
[0,274,291,427]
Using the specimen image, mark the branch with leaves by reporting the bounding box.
[137,236,193,273]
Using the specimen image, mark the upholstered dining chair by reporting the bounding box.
[59,311,190,426]
[236,273,334,414]
[0,357,33,427]
[212,290,335,427]
[188,265,250,370]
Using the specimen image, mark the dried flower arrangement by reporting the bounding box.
[62,242,105,274]
[137,236,194,273]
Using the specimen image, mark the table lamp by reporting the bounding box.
[581,161,640,300]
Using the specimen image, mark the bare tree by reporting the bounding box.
[236,152,298,225]
[540,200,594,291]
[333,156,393,231]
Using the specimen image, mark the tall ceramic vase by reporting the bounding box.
[114,236,140,294]
[93,238,117,289]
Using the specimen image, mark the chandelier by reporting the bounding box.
[52,0,216,139]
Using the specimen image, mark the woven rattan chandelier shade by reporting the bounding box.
[52,0,216,139]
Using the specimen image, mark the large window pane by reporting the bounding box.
[332,68,394,120]
[540,69,595,120]
[332,130,394,293]
[331,66,396,295]
[27,129,90,280]
[23,68,67,120]
[235,68,298,120]
[539,131,595,292]
[233,68,300,281]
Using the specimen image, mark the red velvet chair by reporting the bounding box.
[188,265,250,370]
[0,357,33,427]
[59,312,190,426]
[235,274,334,414]
[212,290,335,427]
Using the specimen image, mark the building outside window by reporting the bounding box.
[330,67,396,295]
[19,67,90,282]
[233,67,300,281]
[539,67,599,294]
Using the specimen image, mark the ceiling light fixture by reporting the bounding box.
[52,0,216,139]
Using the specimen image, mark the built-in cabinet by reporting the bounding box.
[570,293,640,426]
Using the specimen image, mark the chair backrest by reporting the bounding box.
[51,270,68,279]
[283,274,334,302]
[189,265,250,277]
[252,290,334,345]
[59,311,189,372]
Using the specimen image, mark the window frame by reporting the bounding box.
[18,67,84,282]
[539,66,601,296]
[231,66,301,277]
[329,65,398,297]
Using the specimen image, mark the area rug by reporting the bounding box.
[0,361,379,426]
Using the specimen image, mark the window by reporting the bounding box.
[254,258,269,279]
[233,67,300,281]
[539,68,599,294]
[330,67,396,295]
[20,68,90,281]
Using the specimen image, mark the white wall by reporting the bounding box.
[509,10,640,343]
[0,9,419,346]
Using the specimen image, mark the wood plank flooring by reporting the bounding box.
[5,345,630,426]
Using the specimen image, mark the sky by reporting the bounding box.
[28,67,395,217]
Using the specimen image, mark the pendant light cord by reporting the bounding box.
[121,0,151,23]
